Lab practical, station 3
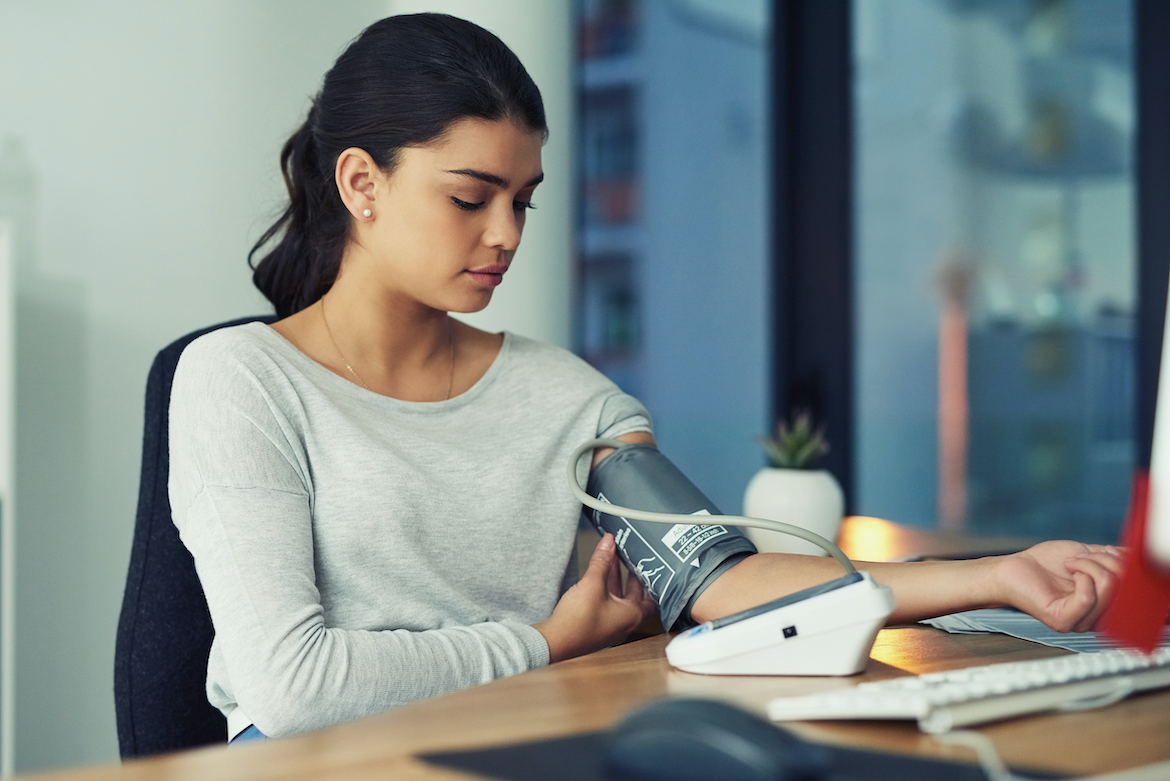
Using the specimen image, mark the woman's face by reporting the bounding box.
[356,117,545,314]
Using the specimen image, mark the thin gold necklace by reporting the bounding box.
[320,299,455,400]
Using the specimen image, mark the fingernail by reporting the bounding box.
[599,535,614,552]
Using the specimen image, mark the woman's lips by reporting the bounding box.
[467,267,507,287]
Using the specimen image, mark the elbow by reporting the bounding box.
[237,682,325,739]
[231,625,355,738]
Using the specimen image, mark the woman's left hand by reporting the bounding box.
[991,541,1124,633]
[533,534,657,663]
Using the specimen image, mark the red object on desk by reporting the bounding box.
[1101,472,1170,653]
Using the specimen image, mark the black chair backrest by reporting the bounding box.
[114,316,275,758]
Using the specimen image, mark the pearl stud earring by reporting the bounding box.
[362,208,372,218]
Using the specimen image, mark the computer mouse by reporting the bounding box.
[603,697,830,781]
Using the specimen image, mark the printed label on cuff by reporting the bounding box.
[661,510,728,563]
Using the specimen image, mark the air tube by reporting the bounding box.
[584,444,757,631]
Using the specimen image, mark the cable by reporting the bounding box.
[933,729,1170,781]
[933,731,1016,781]
[567,438,857,576]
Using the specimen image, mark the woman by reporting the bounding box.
[169,13,1121,743]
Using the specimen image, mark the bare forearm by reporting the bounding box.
[690,552,1003,626]
[861,557,1003,624]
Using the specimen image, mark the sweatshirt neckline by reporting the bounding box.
[242,321,512,411]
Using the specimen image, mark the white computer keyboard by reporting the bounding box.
[767,647,1170,734]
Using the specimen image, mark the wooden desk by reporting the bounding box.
[34,629,1170,781]
[31,519,1168,780]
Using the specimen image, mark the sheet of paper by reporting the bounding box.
[922,608,1170,653]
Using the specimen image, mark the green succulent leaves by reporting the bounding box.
[757,410,829,470]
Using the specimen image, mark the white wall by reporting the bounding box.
[0,1,572,772]
[0,221,14,772]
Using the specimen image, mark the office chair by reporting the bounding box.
[114,315,275,759]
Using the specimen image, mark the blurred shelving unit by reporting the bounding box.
[572,0,772,516]
[576,0,645,396]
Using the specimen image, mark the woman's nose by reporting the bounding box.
[485,205,522,250]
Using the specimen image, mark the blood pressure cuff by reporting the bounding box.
[584,444,757,632]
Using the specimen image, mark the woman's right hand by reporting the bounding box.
[534,534,657,663]
[987,540,1124,633]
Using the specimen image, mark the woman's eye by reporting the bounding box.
[513,200,537,212]
[451,197,485,211]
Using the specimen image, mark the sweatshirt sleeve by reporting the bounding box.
[168,336,548,738]
[597,390,653,439]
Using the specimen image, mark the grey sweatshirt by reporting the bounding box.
[169,323,651,739]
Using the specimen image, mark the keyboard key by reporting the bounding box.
[767,647,1170,733]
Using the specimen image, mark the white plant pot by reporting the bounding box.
[741,468,845,556]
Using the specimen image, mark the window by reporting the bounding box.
[575,0,772,514]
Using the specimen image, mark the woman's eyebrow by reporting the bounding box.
[444,169,544,189]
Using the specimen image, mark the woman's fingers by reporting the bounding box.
[622,568,656,621]
[584,534,616,583]
[1070,549,1125,577]
[1064,554,1121,632]
[1061,571,1097,633]
[624,567,645,601]
[607,546,625,597]
[584,533,657,627]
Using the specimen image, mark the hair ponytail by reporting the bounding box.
[248,13,548,317]
[249,104,349,318]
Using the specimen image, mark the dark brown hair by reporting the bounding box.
[249,13,547,317]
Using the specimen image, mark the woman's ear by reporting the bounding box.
[335,147,379,221]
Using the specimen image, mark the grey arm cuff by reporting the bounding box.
[583,444,759,635]
[675,550,755,632]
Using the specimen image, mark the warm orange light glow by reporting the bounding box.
[837,516,902,562]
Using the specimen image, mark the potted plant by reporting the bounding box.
[741,411,844,556]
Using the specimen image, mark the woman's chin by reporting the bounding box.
[447,292,494,315]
